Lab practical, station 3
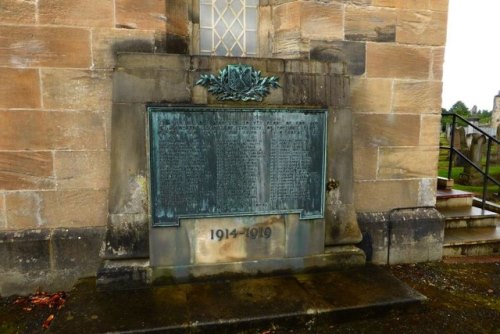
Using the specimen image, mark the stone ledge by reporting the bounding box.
[96,246,365,289]
[0,226,105,297]
[357,207,445,264]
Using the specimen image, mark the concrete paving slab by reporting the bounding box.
[46,265,425,333]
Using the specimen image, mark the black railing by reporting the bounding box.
[441,112,500,210]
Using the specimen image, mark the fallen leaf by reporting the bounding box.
[42,314,55,329]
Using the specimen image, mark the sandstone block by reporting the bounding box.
[259,6,273,58]
[39,0,113,27]
[430,0,448,12]
[355,180,420,212]
[92,29,156,69]
[0,0,35,24]
[165,0,188,36]
[0,110,107,150]
[272,30,309,59]
[432,47,445,80]
[354,113,420,146]
[6,190,108,229]
[0,26,91,68]
[273,2,301,32]
[0,194,6,229]
[353,145,378,181]
[345,6,396,42]
[350,78,393,113]
[420,114,442,146]
[301,2,343,40]
[378,147,439,179]
[395,0,429,10]
[372,0,397,7]
[392,80,442,113]
[397,10,448,46]
[310,41,366,76]
[0,152,54,191]
[54,151,110,190]
[0,68,40,109]
[41,69,112,111]
[116,0,167,31]
[366,43,431,79]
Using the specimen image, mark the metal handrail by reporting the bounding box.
[440,112,499,210]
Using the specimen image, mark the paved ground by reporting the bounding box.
[1,256,499,333]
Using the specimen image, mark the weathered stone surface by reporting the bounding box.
[387,208,444,264]
[108,103,147,214]
[115,0,167,30]
[92,29,156,69]
[301,2,343,40]
[420,114,441,146]
[190,216,286,264]
[378,147,439,179]
[0,0,35,24]
[6,190,108,229]
[357,208,444,264]
[392,80,442,113]
[397,10,448,46]
[0,152,54,190]
[396,0,429,10]
[39,0,113,27]
[0,68,40,109]
[102,214,149,259]
[272,30,309,59]
[353,146,378,180]
[273,2,301,32]
[286,216,324,257]
[431,47,445,80]
[430,0,448,12]
[259,6,273,58]
[354,114,421,146]
[54,151,110,190]
[0,194,6,229]
[116,53,190,70]
[356,212,389,263]
[350,78,392,113]
[354,180,421,212]
[0,229,51,273]
[372,0,397,7]
[51,227,105,272]
[42,69,112,111]
[165,0,188,36]
[113,69,190,103]
[345,6,396,42]
[0,26,91,68]
[310,41,366,76]
[0,110,107,150]
[366,43,431,79]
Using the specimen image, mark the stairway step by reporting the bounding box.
[443,227,500,257]
[437,176,454,190]
[436,189,474,209]
[439,206,499,228]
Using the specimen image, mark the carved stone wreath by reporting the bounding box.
[195,64,280,102]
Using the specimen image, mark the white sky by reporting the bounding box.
[442,0,500,111]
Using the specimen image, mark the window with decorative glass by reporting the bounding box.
[199,0,258,57]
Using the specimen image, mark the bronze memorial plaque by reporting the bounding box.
[148,106,327,227]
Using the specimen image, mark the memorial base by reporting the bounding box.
[96,246,365,289]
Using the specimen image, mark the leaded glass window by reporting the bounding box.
[200,0,258,57]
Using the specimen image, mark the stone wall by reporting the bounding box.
[0,0,448,294]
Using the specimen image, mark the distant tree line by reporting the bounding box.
[442,101,491,126]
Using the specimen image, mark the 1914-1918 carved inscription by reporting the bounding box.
[149,106,327,227]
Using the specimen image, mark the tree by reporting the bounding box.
[442,101,470,126]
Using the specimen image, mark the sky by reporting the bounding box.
[442,0,500,111]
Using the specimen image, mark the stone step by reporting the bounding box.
[436,189,474,209]
[48,265,426,333]
[439,206,499,228]
[437,176,454,190]
[443,227,500,257]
